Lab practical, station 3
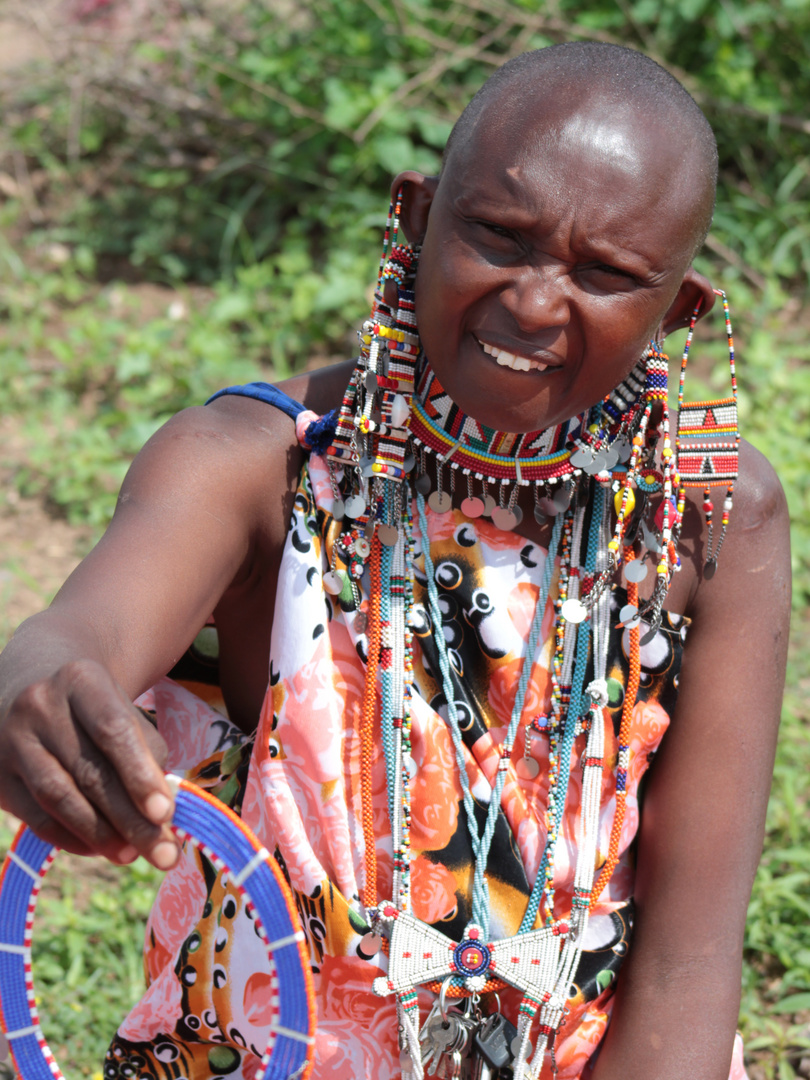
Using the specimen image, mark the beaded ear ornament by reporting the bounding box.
[0,777,315,1080]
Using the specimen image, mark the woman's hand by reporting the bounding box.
[0,656,179,868]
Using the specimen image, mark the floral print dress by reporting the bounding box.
[105,452,748,1080]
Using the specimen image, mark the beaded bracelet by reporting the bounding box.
[0,776,315,1080]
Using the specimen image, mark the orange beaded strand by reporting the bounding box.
[360,534,383,908]
[590,549,641,908]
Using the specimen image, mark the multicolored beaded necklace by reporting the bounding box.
[318,194,740,1080]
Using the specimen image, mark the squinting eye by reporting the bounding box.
[476,220,517,241]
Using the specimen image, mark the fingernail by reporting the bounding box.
[144,792,173,823]
[152,841,179,870]
[117,845,139,864]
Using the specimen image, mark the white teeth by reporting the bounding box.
[478,340,548,372]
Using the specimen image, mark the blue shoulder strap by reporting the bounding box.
[206,381,306,421]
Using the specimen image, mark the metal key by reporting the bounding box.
[473,1012,518,1069]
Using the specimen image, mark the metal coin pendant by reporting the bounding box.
[491,506,518,531]
[536,495,558,517]
[569,447,595,469]
[552,486,572,513]
[402,453,416,473]
[602,444,620,470]
[331,498,345,522]
[415,472,432,495]
[560,598,587,624]
[428,490,453,514]
[616,439,632,463]
[378,523,400,547]
[482,494,497,517]
[625,559,648,583]
[584,453,607,476]
[704,559,717,579]
[534,507,548,525]
[516,756,540,780]
[364,370,378,391]
[344,494,367,519]
[323,571,345,596]
[619,602,639,624]
[511,504,524,526]
[360,932,382,957]
[461,496,485,519]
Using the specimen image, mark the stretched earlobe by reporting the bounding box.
[390,171,439,245]
[660,268,717,335]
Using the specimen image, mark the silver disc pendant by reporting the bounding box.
[428,490,453,514]
[552,487,572,513]
[704,559,717,579]
[344,494,367,519]
[511,504,524,526]
[620,602,639,625]
[560,598,588,623]
[570,447,595,469]
[491,506,518,531]
[461,496,485,519]
[534,507,549,525]
[331,498,345,522]
[536,495,558,517]
[360,932,382,957]
[323,571,345,596]
[516,756,540,780]
[616,439,632,463]
[625,559,648,583]
[364,370,378,391]
[402,453,416,473]
[584,453,607,475]
[602,445,620,470]
[415,472,432,495]
[642,522,664,554]
[482,494,497,517]
[378,523,400,547]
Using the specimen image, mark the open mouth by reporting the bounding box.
[477,339,551,372]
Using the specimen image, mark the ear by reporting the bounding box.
[390,171,439,245]
[660,268,717,335]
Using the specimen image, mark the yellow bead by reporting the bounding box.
[657,561,667,574]
[608,539,619,552]
[614,486,635,516]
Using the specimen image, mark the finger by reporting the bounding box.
[39,724,179,870]
[64,664,175,826]
[1,768,123,859]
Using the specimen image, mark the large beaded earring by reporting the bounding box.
[675,289,740,578]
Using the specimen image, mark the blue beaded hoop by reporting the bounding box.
[0,775,315,1080]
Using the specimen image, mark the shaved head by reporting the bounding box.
[443,42,718,258]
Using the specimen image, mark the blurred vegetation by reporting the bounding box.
[0,1,809,1077]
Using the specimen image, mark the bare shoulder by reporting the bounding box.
[121,360,353,524]
[686,436,790,625]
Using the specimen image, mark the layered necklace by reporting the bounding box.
[316,195,739,1080]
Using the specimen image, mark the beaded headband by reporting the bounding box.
[0,777,315,1080]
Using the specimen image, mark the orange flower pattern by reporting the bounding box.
[108,455,747,1080]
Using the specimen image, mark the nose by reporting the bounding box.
[499,263,571,334]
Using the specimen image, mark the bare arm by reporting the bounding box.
[592,442,791,1079]
[0,391,306,867]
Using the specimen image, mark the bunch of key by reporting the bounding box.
[419,999,525,1079]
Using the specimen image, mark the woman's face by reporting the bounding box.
[405,102,709,434]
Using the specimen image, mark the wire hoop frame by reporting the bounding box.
[0,775,315,1080]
